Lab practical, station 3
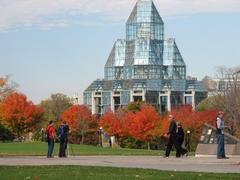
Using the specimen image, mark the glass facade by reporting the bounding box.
[104,0,186,81]
[84,0,207,114]
[163,38,186,79]
[105,40,126,80]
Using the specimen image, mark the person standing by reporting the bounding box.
[176,122,187,157]
[165,115,187,158]
[58,121,69,158]
[46,121,55,158]
[216,111,228,159]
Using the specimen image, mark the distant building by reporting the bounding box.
[84,0,207,116]
[208,70,240,96]
[217,71,240,92]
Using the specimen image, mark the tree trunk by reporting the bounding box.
[81,132,84,144]
[147,142,150,150]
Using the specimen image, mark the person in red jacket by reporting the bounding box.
[46,121,55,158]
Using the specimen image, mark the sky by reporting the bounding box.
[0,0,240,104]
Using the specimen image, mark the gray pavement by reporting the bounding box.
[0,156,240,173]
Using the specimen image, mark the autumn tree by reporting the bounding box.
[99,111,121,137]
[39,93,72,125]
[61,105,96,144]
[127,105,162,150]
[0,92,44,139]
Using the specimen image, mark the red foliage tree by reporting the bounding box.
[61,105,96,144]
[127,105,163,149]
[99,111,125,138]
[99,104,218,149]
[0,92,44,139]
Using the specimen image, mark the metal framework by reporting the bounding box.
[84,0,207,115]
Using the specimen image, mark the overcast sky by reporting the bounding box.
[0,0,240,103]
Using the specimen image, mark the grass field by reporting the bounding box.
[0,166,239,180]
[0,142,167,156]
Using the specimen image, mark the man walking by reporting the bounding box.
[165,115,187,158]
[216,111,228,159]
[57,121,69,158]
[46,121,55,158]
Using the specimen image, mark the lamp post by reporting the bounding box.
[186,130,191,152]
[98,127,102,147]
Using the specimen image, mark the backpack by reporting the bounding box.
[44,128,49,142]
[57,125,66,140]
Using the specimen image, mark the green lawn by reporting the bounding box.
[0,166,239,180]
[0,142,166,156]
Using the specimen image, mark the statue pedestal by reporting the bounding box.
[196,124,240,156]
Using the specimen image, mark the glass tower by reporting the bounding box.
[85,0,207,115]
[105,0,185,81]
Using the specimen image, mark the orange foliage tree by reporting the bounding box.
[127,105,163,149]
[99,111,121,137]
[0,92,44,139]
[99,109,131,138]
[99,104,218,150]
[61,105,97,144]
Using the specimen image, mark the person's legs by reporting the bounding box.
[217,134,224,158]
[165,135,173,157]
[47,140,51,158]
[176,139,183,157]
[63,138,68,157]
[49,139,54,157]
[176,142,180,157]
[222,134,226,157]
[173,137,187,156]
[59,139,64,157]
[219,134,225,157]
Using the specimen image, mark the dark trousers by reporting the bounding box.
[217,134,225,158]
[176,139,185,157]
[47,139,54,158]
[59,138,68,157]
[165,134,187,157]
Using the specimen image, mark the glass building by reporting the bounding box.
[84,0,207,116]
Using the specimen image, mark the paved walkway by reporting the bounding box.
[0,156,240,173]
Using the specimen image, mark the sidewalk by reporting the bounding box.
[0,156,240,173]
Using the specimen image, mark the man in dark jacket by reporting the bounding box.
[165,115,187,158]
[57,121,69,158]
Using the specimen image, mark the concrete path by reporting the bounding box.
[0,156,240,173]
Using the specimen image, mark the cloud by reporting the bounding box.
[0,0,240,32]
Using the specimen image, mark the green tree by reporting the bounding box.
[196,96,221,111]
[39,93,72,125]
[124,101,145,113]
